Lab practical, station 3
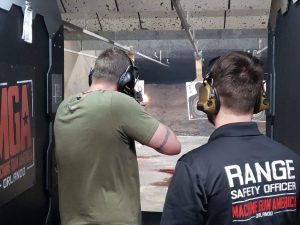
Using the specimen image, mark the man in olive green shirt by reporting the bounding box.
[54,48,181,225]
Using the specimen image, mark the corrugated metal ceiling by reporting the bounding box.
[58,0,271,32]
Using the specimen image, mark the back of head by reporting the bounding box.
[92,48,131,83]
[211,51,264,114]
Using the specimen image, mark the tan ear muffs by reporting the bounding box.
[253,90,269,114]
[197,80,220,115]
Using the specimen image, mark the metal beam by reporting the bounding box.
[171,0,200,58]
[64,29,268,41]
[63,21,169,67]
[64,48,98,59]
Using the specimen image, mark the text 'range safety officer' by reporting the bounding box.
[161,51,300,225]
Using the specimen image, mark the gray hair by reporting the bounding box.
[92,48,131,83]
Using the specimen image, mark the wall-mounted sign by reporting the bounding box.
[0,64,35,206]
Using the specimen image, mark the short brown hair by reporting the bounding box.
[93,48,131,83]
[211,51,263,114]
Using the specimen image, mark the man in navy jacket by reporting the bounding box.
[161,51,300,225]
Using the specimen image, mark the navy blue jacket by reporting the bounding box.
[161,122,300,225]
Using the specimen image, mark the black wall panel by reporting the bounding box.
[0,3,63,225]
[268,2,300,154]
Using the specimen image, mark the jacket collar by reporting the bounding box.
[208,122,262,142]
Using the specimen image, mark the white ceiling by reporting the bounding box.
[58,0,271,32]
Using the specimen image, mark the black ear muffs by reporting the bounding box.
[88,56,138,97]
[117,65,136,97]
[197,79,220,115]
[253,89,269,114]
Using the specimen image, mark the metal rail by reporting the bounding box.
[171,0,200,58]
[64,21,169,67]
[64,48,98,59]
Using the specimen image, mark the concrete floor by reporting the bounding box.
[138,83,266,212]
[137,136,209,212]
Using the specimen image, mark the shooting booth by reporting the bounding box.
[0,0,300,225]
[267,0,300,155]
[0,1,63,225]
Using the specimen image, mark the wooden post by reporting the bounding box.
[195,52,203,81]
[127,51,135,62]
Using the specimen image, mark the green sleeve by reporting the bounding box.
[111,92,160,144]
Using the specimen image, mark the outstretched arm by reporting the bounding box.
[147,123,181,155]
[112,93,181,155]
